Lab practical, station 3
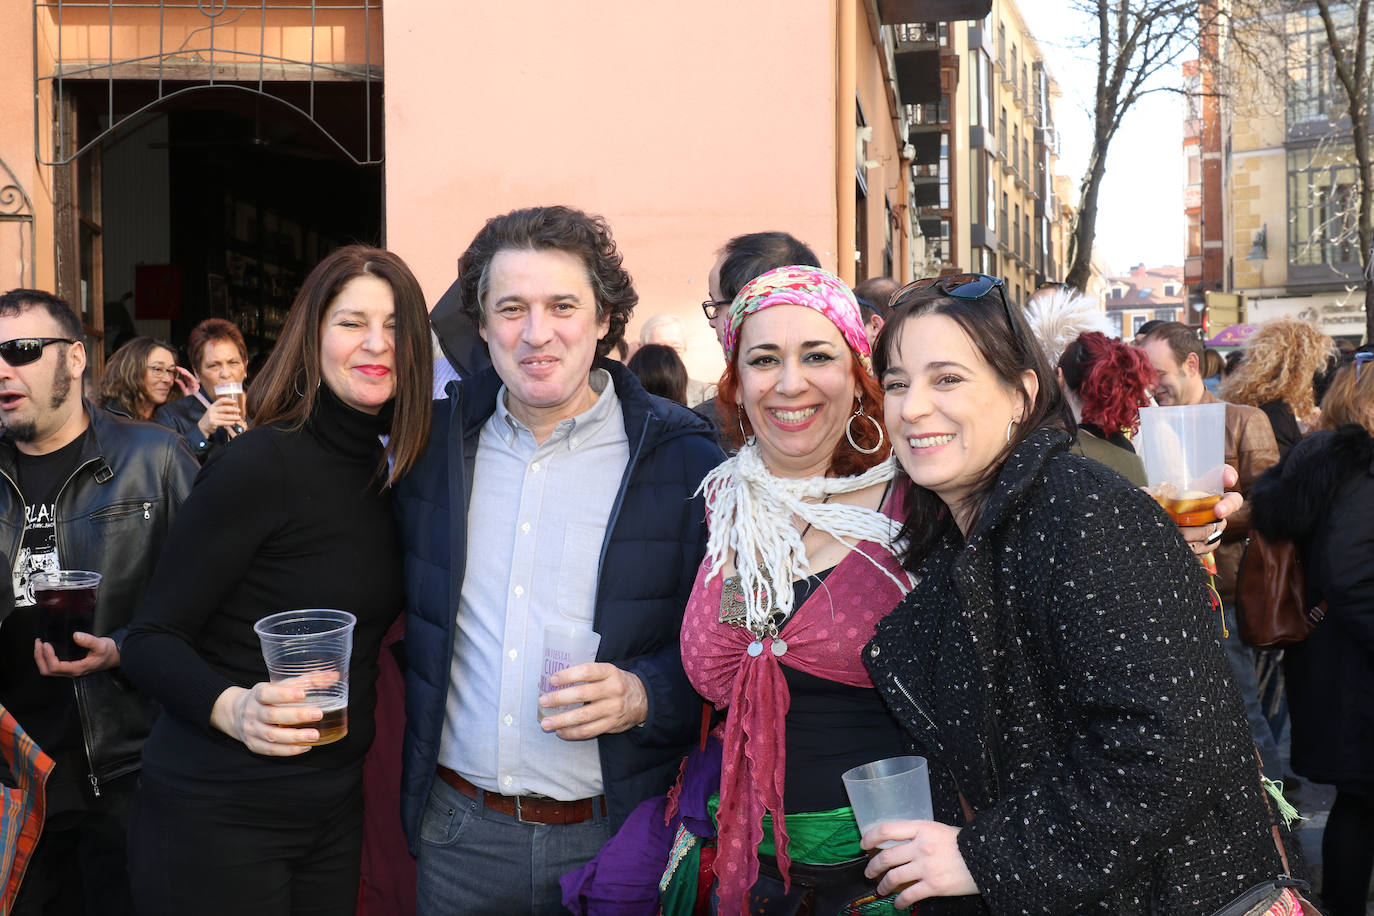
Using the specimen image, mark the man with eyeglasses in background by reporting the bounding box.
[696,232,822,447]
[0,288,198,916]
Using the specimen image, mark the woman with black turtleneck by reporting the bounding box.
[121,246,433,916]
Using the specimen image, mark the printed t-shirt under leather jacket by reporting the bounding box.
[0,402,198,793]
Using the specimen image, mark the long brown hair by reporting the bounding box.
[248,245,432,484]
[102,336,176,420]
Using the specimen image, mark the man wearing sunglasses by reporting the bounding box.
[0,289,198,915]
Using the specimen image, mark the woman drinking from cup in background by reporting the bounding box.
[860,274,1301,913]
[99,336,187,420]
[121,245,432,916]
[154,317,249,462]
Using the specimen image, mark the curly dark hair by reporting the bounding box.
[457,206,636,358]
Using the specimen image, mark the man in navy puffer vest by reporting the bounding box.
[395,206,723,915]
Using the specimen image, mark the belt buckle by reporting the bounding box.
[514,795,538,825]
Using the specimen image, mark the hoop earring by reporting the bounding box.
[1005,417,1017,444]
[845,399,885,454]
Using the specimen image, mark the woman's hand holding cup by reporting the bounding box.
[197,396,243,439]
[210,672,337,756]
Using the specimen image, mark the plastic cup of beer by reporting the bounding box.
[32,570,101,662]
[216,381,246,430]
[253,609,356,746]
[842,755,934,849]
[1136,403,1227,525]
[538,623,601,722]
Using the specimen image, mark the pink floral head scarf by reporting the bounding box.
[723,266,873,372]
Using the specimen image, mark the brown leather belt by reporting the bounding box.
[436,766,606,826]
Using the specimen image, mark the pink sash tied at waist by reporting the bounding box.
[680,541,912,916]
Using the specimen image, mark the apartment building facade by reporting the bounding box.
[1197,1,1369,345]
[905,0,1076,308]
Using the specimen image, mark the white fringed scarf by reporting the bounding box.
[697,441,910,634]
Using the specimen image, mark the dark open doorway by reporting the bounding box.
[69,79,382,370]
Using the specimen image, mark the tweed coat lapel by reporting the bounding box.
[941,429,1074,811]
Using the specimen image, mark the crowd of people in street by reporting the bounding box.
[0,204,1369,916]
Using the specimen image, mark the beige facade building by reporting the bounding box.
[1208,3,1368,344]
[1,1,1076,381]
[907,0,1076,308]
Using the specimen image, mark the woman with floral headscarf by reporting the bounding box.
[680,265,922,916]
[563,267,916,915]
[563,267,918,916]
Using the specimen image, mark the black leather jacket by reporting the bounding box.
[0,402,199,793]
[154,393,234,464]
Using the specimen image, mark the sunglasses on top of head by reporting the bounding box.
[892,273,1021,340]
[0,337,75,367]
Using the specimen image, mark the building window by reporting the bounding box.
[979,249,997,276]
[973,152,996,232]
[971,50,992,129]
[939,132,950,208]
[1288,144,1360,267]
[1285,6,1352,126]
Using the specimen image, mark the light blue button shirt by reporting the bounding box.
[439,370,629,800]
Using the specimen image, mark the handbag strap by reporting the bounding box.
[1251,751,1293,877]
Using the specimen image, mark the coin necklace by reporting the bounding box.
[718,495,830,659]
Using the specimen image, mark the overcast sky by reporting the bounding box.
[1015,0,1187,275]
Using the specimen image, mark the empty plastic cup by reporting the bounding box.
[253,609,356,746]
[1136,403,1227,525]
[842,755,934,847]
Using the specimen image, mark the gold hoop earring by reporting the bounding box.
[845,399,884,454]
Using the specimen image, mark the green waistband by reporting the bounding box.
[707,794,864,864]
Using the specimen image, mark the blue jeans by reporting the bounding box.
[416,775,611,916]
[1218,602,1282,778]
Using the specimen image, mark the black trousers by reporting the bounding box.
[127,772,363,916]
[11,774,137,916]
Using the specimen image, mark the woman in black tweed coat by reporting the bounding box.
[859,276,1300,914]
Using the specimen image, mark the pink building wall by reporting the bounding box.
[384,0,841,382]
